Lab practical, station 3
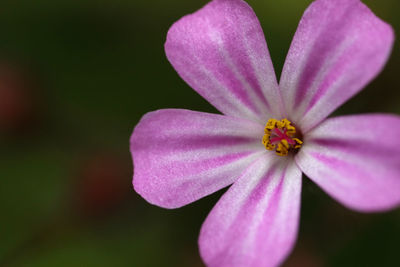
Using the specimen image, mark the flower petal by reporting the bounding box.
[296,114,400,212]
[280,0,394,132]
[199,154,302,267]
[131,109,266,209]
[165,0,283,123]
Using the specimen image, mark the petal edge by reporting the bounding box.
[165,0,284,123]
[296,114,400,212]
[280,0,394,132]
[131,109,265,209]
[199,154,302,267]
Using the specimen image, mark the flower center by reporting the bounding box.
[262,118,303,156]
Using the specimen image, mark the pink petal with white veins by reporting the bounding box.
[131,109,266,209]
[165,0,284,124]
[296,114,400,212]
[280,0,394,133]
[199,154,302,267]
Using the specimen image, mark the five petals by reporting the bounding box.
[131,0,398,266]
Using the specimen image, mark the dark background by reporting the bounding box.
[1,0,399,266]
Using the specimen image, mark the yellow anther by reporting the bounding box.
[281,118,291,127]
[293,138,303,149]
[262,118,303,156]
[262,134,269,146]
[265,119,279,131]
[276,142,289,156]
[285,124,296,135]
[281,139,290,149]
[266,143,275,150]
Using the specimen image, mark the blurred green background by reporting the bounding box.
[1,0,399,266]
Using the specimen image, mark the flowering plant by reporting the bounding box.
[130,0,400,266]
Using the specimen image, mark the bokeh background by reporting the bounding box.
[1,0,400,266]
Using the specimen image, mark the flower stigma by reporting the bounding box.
[262,118,303,156]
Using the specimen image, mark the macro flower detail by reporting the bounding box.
[262,118,303,156]
[130,0,400,266]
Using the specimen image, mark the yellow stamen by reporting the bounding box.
[262,118,303,156]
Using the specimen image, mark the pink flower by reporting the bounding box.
[130,0,400,266]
